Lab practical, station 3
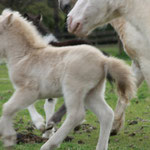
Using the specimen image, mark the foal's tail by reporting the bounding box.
[104,57,136,103]
[104,56,136,135]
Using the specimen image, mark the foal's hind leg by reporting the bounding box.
[86,86,114,150]
[28,104,45,131]
[0,89,38,147]
[42,98,57,138]
[47,103,66,127]
[40,88,86,150]
[111,60,144,135]
[45,103,66,139]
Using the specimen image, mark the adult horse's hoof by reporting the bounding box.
[110,129,118,136]
[110,115,125,136]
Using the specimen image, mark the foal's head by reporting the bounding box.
[0,9,47,58]
[67,0,122,37]
[0,10,15,58]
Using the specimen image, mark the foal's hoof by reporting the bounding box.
[42,128,55,139]
[40,145,49,150]
[46,122,55,131]
[35,121,45,132]
[3,135,16,148]
[38,123,45,132]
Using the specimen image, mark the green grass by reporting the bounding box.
[0,45,149,150]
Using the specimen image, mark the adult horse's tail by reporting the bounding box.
[104,57,136,135]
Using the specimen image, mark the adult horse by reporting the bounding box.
[62,0,150,134]
[0,9,135,150]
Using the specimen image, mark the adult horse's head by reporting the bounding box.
[58,0,76,13]
[67,0,122,36]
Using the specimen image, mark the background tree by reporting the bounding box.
[0,0,66,33]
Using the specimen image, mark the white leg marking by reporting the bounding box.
[28,104,45,131]
[42,98,57,138]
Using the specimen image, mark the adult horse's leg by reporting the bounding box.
[0,89,38,148]
[139,58,150,88]
[28,104,45,131]
[40,86,86,150]
[85,82,114,150]
[111,60,144,135]
[131,61,144,87]
[42,98,57,138]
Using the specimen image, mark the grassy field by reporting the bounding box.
[0,45,150,150]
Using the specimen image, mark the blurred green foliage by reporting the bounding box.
[0,0,66,32]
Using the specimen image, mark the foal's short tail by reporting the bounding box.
[105,57,136,103]
[104,57,136,135]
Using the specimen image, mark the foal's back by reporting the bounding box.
[21,44,105,98]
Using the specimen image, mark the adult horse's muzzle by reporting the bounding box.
[67,16,87,37]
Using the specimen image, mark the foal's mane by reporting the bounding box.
[2,9,48,49]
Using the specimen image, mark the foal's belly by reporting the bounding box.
[39,80,62,99]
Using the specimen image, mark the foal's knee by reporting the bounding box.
[69,110,85,126]
[103,108,114,124]
[2,102,15,117]
[77,111,85,123]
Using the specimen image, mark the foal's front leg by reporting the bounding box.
[0,88,38,148]
[40,88,86,150]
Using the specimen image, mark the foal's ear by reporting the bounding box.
[36,14,43,22]
[24,13,29,19]
[4,14,14,27]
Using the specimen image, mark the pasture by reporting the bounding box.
[0,45,149,150]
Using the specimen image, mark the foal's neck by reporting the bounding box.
[6,33,35,65]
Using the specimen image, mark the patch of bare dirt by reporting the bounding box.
[17,132,47,144]
[74,123,97,134]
